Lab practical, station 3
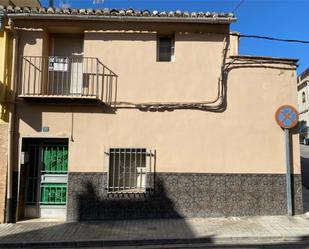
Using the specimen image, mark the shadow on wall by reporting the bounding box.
[85,31,225,42]
[76,177,182,221]
[17,102,116,132]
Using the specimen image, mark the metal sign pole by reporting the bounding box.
[275,105,298,216]
[285,128,292,216]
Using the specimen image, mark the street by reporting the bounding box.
[74,245,309,249]
[61,241,309,249]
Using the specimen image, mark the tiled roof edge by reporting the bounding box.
[230,55,298,63]
[0,5,236,23]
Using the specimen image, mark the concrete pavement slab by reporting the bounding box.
[0,215,309,247]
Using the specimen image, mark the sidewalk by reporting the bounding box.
[1,215,309,248]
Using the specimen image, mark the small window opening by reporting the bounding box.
[157,35,175,62]
[302,92,306,103]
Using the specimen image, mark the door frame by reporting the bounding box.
[16,136,70,221]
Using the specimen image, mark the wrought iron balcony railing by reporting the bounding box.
[19,56,118,105]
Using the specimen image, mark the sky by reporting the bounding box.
[40,0,309,74]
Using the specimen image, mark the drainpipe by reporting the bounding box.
[0,10,4,31]
[6,20,18,223]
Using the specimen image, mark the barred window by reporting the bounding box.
[108,148,152,193]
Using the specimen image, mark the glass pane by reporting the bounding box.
[159,37,172,61]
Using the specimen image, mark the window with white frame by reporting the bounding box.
[107,148,153,193]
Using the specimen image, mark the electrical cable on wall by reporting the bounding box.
[105,32,302,111]
[114,34,298,111]
[116,36,229,110]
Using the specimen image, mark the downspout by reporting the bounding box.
[6,19,18,223]
[0,9,4,31]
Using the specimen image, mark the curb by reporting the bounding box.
[0,236,308,248]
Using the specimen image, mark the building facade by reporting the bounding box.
[0,10,13,223]
[0,5,303,222]
[0,0,41,224]
[298,68,309,144]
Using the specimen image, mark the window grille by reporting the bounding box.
[40,183,67,205]
[42,145,68,174]
[106,148,154,193]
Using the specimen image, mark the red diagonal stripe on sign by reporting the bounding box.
[280,110,292,123]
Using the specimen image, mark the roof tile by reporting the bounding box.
[71,8,78,15]
[23,6,31,13]
[94,9,102,15]
[62,8,70,14]
[47,7,54,14]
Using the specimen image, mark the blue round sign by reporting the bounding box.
[275,105,298,129]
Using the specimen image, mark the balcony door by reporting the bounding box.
[51,35,84,96]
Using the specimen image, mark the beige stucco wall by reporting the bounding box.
[84,31,224,102]
[14,23,300,175]
[0,123,8,223]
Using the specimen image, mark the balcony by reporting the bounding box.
[18,56,118,105]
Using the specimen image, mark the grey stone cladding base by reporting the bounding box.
[67,172,303,221]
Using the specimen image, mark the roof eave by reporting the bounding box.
[230,55,299,64]
[6,13,237,24]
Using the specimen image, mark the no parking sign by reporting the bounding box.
[275,105,298,129]
[275,105,299,216]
